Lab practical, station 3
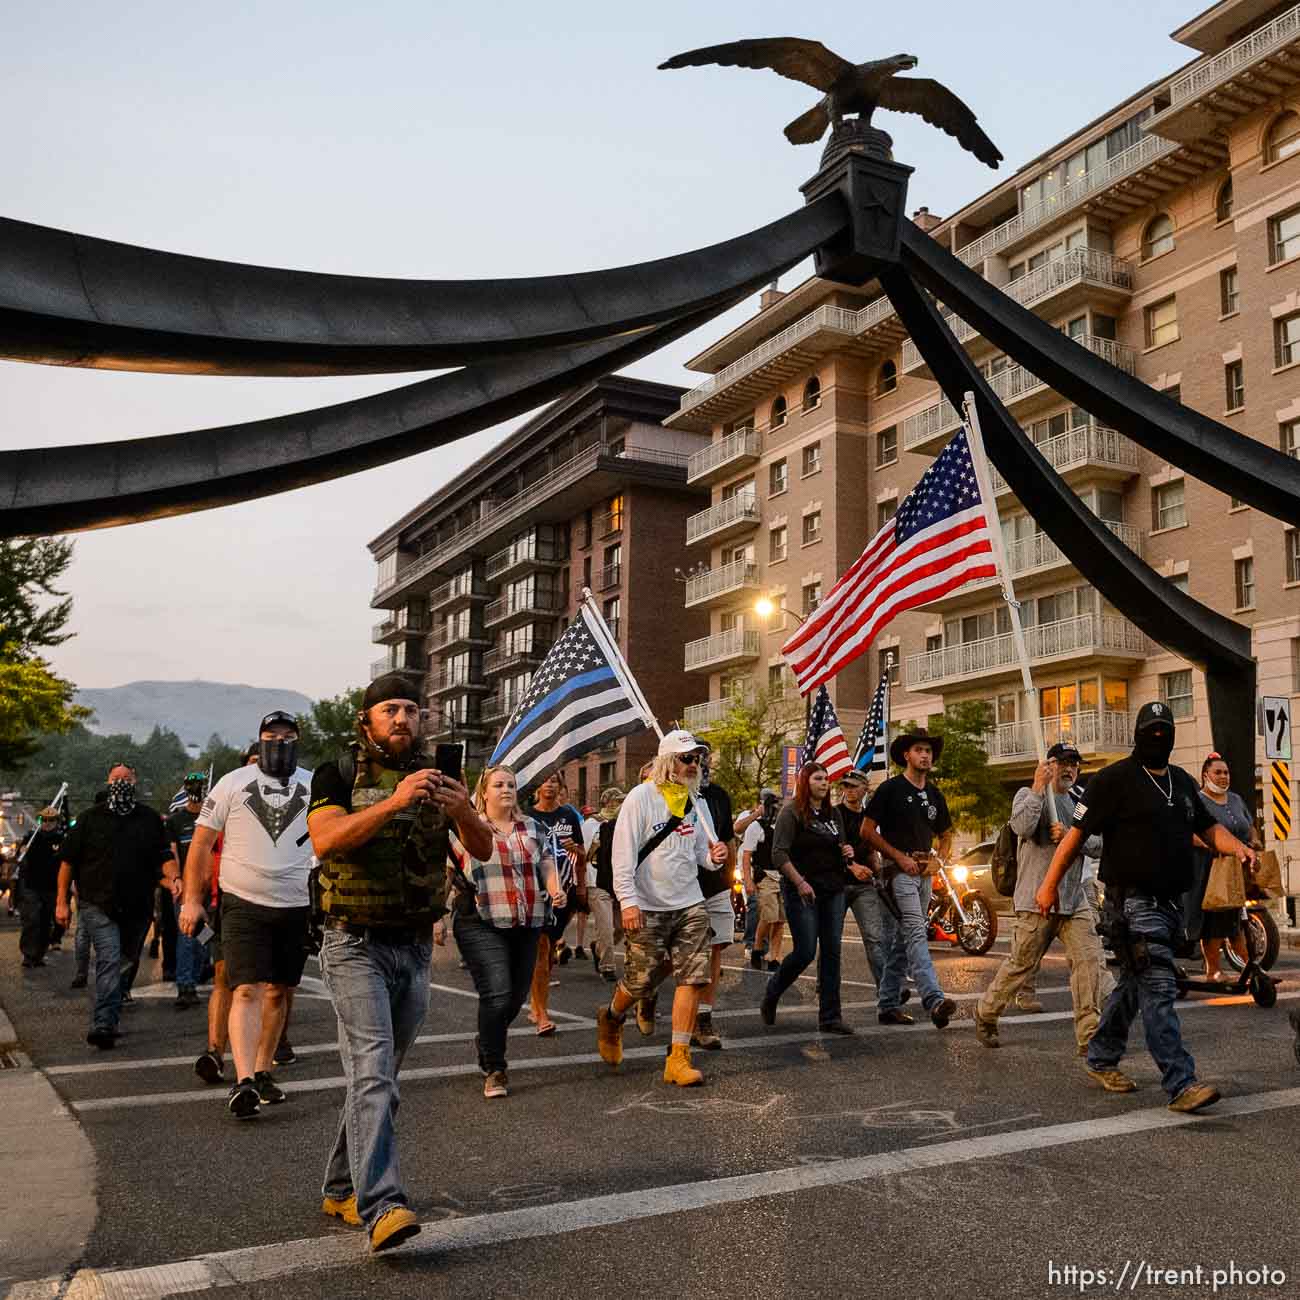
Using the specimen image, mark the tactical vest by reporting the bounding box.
[317,744,450,928]
[752,817,775,882]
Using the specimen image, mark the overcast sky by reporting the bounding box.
[3,0,1198,701]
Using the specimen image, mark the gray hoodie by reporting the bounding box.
[1009,785,1102,916]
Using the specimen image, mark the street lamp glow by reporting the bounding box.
[755,596,775,618]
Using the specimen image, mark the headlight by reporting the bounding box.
[950,865,969,884]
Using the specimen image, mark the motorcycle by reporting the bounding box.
[925,856,998,956]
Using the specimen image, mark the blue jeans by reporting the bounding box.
[878,872,945,1011]
[844,883,885,988]
[320,929,432,1227]
[174,898,206,990]
[78,903,123,1032]
[765,883,847,1025]
[1087,894,1196,1099]
[453,913,541,1073]
[743,893,759,948]
[74,903,92,982]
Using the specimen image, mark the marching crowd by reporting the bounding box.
[7,675,1262,1253]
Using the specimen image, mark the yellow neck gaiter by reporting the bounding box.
[657,781,691,819]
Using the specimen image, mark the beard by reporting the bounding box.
[677,770,702,793]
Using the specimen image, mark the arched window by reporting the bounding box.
[770,395,788,428]
[1142,213,1175,260]
[1215,177,1233,223]
[802,376,821,411]
[1266,110,1300,164]
[877,359,898,395]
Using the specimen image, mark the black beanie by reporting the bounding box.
[362,672,422,712]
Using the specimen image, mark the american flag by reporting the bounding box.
[802,685,853,781]
[782,429,995,693]
[852,666,891,774]
[489,605,653,794]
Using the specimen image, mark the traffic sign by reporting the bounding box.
[1262,696,1292,761]
[1272,760,1292,844]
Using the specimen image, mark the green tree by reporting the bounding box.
[919,701,1012,837]
[692,689,804,808]
[295,687,364,768]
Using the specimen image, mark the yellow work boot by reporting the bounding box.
[321,1194,361,1226]
[663,1043,704,1087]
[369,1206,420,1253]
[596,1006,624,1067]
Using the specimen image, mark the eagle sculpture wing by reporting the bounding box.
[875,76,1003,168]
[658,38,854,92]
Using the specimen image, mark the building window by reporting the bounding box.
[604,596,621,640]
[1220,266,1239,316]
[598,760,616,787]
[877,496,898,531]
[801,442,822,477]
[582,555,592,589]
[1160,670,1194,719]
[802,582,822,616]
[802,376,821,411]
[877,360,898,395]
[1293,639,1300,692]
[770,395,788,429]
[768,664,787,696]
[876,426,898,467]
[878,648,900,686]
[1215,178,1233,223]
[926,633,944,654]
[1269,206,1300,264]
[1234,556,1255,609]
[801,511,822,546]
[769,525,788,563]
[769,458,788,496]
[606,494,624,533]
[1275,312,1300,368]
[1145,296,1179,348]
[1266,110,1300,165]
[1286,530,1300,584]
[1284,420,1300,459]
[1225,360,1244,410]
[1152,480,1186,532]
[1141,213,1174,260]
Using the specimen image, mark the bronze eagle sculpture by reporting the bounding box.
[659,38,1002,169]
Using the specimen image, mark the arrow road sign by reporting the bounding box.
[1262,696,1292,762]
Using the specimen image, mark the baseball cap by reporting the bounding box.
[1046,742,1081,763]
[1134,701,1175,732]
[658,729,707,758]
[839,769,871,786]
[599,786,626,806]
[258,709,299,735]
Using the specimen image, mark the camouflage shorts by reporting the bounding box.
[621,903,712,999]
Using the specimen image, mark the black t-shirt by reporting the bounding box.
[864,775,952,855]
[530,803,585,891]
[697,782,735,900]
[750,816,776,882]
[836,804,874,866]
[167,806,199,869]
[20,828,62,893]
[61,803,171,919]
[772,803,847,894]
[1073,756,1217,898]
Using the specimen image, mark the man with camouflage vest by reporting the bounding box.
[307,674,492,1253]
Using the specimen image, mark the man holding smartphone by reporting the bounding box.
[306,673,492,1253]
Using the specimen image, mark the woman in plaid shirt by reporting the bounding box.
[450,764,561,1099]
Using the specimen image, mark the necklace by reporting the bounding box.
[1142,766,1173,807]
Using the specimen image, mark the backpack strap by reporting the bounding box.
[636,796,694,865]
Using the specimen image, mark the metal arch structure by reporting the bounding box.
[2,136,1297,797]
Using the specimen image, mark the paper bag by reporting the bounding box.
[1202,854,1246,911]
[1252,849,1284,900]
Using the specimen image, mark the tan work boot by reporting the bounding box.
[663,1042,704,1087]
[690,1011,723,1050]
[369,1206,420,1253]
[1015,993,1045,1013]
[636,995,658,1036]
[974,1013,1000,1048]
[1168,1082,1221,1113]
[1084,1065,1138,1093]
[321,1194,361,1226]
[596,1006,624,1067]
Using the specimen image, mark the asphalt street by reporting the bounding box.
[2,911,1299,1300]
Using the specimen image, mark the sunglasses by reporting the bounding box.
[676,755,702,766]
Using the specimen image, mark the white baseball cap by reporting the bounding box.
[658,729,707,758]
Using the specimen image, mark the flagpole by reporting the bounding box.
[961,394,1058,823]
[580,588,662,739]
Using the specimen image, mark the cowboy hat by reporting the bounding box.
[889,728,944,767]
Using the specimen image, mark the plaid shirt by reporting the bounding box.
[451,816,555,929]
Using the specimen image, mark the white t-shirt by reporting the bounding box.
[198,764,314,909]
[581,816,602,887]
[741,821,765,854]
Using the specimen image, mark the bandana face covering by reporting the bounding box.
[658,781,691,819]
[1134,728,1175,770]
[106,779,137,815]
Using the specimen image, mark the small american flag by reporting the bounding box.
[782,429,995,693]
[803,685,852,781]
[852,666,891,774]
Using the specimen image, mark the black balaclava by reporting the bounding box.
[106,778,136,815]
[257,710,299,782]
[1134,723,1175,770]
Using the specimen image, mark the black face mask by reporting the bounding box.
[258,737,298,781]
[1134,727,1175,769]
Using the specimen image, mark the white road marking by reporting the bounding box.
[16,1085,1300,1298]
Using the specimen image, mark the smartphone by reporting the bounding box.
[196,923,215,947]
[434,742,464,786]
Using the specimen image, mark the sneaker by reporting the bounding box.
[120,989,135,1005]
[194,1050,226,1085]
[484,1070,509,1099]
[556,941,571,966]
[227,1078,261,1119]
[818,1020,856,1036]
[48,942,62,952]
[765,960,780,972]
[322,1194,361,1226]
[974,1014,1000,1048]
[574,946,587,960]
[899,988,913,1006]
[759,995,777,1027]
[1084,1065,1138,1094]
[635,996,657,1037]
[929,997,957,1029]
[691,1012,723,1050]
[147,938,160,959]
[69,975,87,989]
[370,1206,420,1253]
[174,986,199,1010]
[254,1070,287,1104]
[1168,1082,1221,1113]
[749,947,767,971]
[86,1027,116,1050]
[877,1009,914,1025]
[273,1039,297,1067]
[1015,994,1045,1014]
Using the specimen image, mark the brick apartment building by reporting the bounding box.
[664,0,1300,865]
[368,376,708,806]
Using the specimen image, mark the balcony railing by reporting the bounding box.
[596,509,624,538]
[989,423,1140,495]
[984,709,1132,762]
[686,493,760,546]
[431,666,489,694]
[371,619,394,644]
[429,575,491,610]
[687,427,762,484]
[1167,2,1300,106]
[483,644,551,675]
[484,590,566,627]
[956,133,1179,267]
[431,620,489,652]
[485,535,564,581]
[1001,521,1142,579]
[684,558,760,608]
[683,694,751,731]
[684,628,762,672]
[370,657,391,681]
[480,694,513,725]
[901,396,961,449]
[598,562,622,591]
[905,613,1148,689]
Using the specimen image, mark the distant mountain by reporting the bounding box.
[76,680,315,748]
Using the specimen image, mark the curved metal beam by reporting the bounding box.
[0,303,733,537]
[0,198,847,377]
[899,220,1300,527]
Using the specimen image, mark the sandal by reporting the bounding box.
[536,1021,557,1037]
